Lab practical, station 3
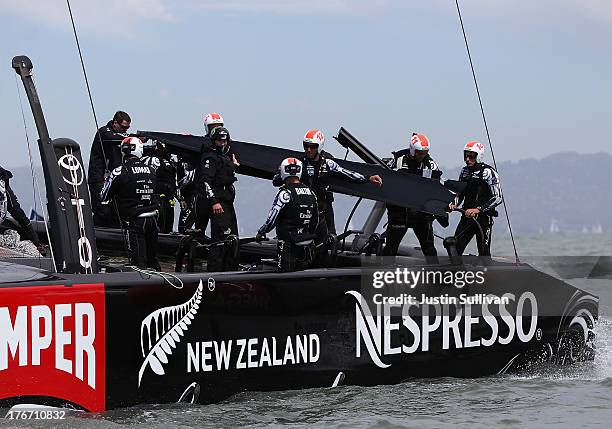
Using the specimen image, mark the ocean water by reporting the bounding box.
[3,234,612,428]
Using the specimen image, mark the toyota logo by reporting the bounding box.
[58,154,84,186]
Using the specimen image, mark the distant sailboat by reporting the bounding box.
[592,224,603,234]
[582,226,589,233]
[549,219,560,234]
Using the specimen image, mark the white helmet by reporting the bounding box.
[204,112,224,135]
[279,157,303,181]
[303,129,325,153]
[463,140,485,162]
[409,133,430,157]
[121,136,144,159]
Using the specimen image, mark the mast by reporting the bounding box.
[12,55,98,274]
[334,127,389,236]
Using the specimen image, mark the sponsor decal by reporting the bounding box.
[57,154,84,187]
[138,280,320,383]
[0,284,105,412]
[186,334,320,373]
[138,281,203,386]
[57,152,93,271]
[347,291,538,369]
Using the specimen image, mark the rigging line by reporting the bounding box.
[66,0,104,160]
[14,74,57,269]
[66,0,129,255]
[454,0,520,264]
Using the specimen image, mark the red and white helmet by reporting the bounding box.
[279,157,303,181]
[121,136,144,159]
[203,112,224,135]
[303,129,325,152]
[464,140,485,162]
[409,133,430,157]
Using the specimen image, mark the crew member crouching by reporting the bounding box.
[273,129,382,264]
[256,158,318,272]
[0,165,43,252]
[449,141,502,256]
[100,137,160,269]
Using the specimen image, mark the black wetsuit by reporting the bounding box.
[196,143,239,272]
[88,121,128,227]
[142,154,177,233]
[100,157,160,269]
[0,166,40,246]
[273,155,367,237]
[177,157,198,233]
[258,182,318,272]
[382,151,441,261]
[454,163,502,256]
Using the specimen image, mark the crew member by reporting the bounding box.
[195,127,239,271]
[0,166,42,251]
[180,112,239,235]
[382,133,441,261]
[449,141,502,256]
[177,157,198,233]
[256,158,318,272]
[100,137,160,269]
[142,142,177,233]
[88,111,131,227]
[273,129,382,238]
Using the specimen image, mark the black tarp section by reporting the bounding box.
[138,131,464,216]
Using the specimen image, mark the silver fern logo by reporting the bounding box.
[138,281,204,386]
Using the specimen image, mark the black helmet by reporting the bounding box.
[210,126,230,142]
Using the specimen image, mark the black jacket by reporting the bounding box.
[196,144,237,205]
[258,182,318,242]
[0,166,13,182]
[388,149,442,180]
[100,157,158,219]
[142,154,177,198]
[88,120,129,185]
[456,163,502,214]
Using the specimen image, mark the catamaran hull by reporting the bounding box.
[0,264,598,412]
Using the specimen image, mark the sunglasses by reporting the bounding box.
[117,123,131,130]
[303,144,318,150]
[464,151,477,160]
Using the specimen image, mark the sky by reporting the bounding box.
[0,0,611,170]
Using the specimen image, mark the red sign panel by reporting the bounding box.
[0,284,106,412]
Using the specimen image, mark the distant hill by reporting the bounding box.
[4,151,611,234]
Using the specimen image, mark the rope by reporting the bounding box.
[127,265,184,289]
[454,0,520,263]
[14,74,57,269]
[66,0,104,160]
[66,0,128,255]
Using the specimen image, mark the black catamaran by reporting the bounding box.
[0,56,598,413]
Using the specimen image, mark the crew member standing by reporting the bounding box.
[179,112,239,234]
[449,141,502,256]
[196,127,239,271]
[273,129,382,239]
[177,157,198,233]
[0,165,42,250]
[256,158,318,272]
[142,142,177,233]
[88,111,131,227]
[100,137,160,269]
[382,133,441,261]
